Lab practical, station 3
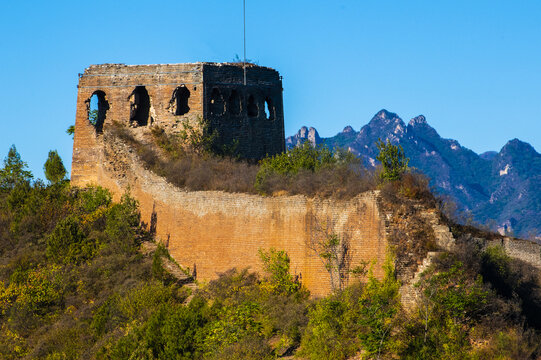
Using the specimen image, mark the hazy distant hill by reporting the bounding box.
[287,109,541,240]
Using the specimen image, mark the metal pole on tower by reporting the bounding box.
[243,0,247,86]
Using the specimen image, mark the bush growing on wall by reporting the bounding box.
[255,141,372,197]
[255,141,334,189]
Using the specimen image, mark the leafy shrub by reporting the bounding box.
[76,186,112,214]
[255,142,373,197]
[300,252,401,360]
[255,142,334,190]
[46,215,97,264]
[104,192,140,247]
[258,248,303,296]
[299,286,363,360]
[210,335,274,360]
[0,266,63,316]
[401,255,489,359]
[357,255,401,357]
[152,244,179,285]
[100,300,208,360]
[481,246,541,330]
[111,125,377,199]
[202,302,263,356]
[470,327,540,360]
[151,126,185,160]
[92,282,186,338]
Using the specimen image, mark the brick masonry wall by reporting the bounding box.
[74,135,388,297]
[72,63,204,186]
[484,237,541,269]
[71,63,284,187]
[203,64,285,158]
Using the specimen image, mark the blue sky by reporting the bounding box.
[1,0,540,179]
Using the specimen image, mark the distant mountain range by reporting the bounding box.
[287,110,541,240]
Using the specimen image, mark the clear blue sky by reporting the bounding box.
[1,0,540,179]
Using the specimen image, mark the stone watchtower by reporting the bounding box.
[71,63,285,186]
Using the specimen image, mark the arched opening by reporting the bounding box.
[247,94,258,118]
[228,90,241,116]
[173,86,190,115]
[210,88,225,116]
[129,86,150,126]
[87,91,109,133]
[264,97,274,120]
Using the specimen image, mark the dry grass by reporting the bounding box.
[109,124,380,199]
[164,155,259,193]
[257,166,376,199]
[109,124,443,204]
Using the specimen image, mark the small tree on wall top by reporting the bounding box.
[376,138,409,182]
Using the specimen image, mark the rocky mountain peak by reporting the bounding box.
[286,126,322,148]
[363,110,406,139]
[500,138,538,157]
[408,115,427,126]
[406,114,440,140]
[342,125,355,133]
[371,109,401,124]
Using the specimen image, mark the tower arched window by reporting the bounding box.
[87,90,109,133]
[228,90,241,116]
[247,94,258,118]
[129,86,150,126]
[173,86,190,115]
[210,88,225,116]
[264,97,274,120]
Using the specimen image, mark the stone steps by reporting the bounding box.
[139,241,198,303]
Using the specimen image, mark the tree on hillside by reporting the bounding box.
[44,150,67,184]
[0,145,33,190]
[376,138,409,182]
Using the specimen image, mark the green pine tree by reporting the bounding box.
[0,145,33,190]
[44,150,67,184]
[376,138,409,182]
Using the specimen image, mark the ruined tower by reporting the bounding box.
[71,63,285,186]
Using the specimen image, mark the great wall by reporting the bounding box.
[71,63,541,298]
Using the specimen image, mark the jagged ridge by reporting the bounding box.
[287,110,541,239]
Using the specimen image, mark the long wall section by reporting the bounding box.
[74,137,388,297]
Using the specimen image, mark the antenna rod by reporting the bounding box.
[243,0,247,86]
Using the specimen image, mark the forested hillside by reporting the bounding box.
[1,145,540,359]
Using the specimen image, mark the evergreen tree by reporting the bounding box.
[376,138,409,182]
[0,145,33,190]
[44,150,67,184]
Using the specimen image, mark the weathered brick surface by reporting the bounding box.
[482,237,541,269]
[203,64,285,158]
[72,62,285,187]
[91,140,388,297]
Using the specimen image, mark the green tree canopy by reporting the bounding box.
[376,138,409,182]
[44,150,67,184]
[0,145,33,190]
